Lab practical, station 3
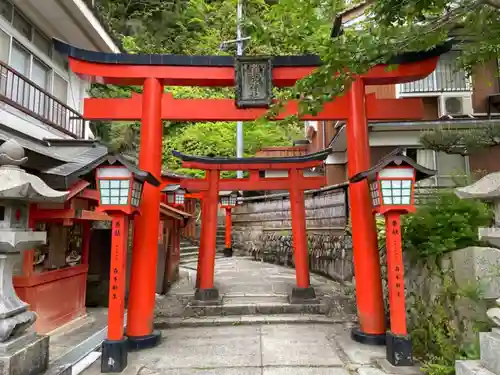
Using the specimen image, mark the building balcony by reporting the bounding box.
[399,53,471,94]
[0,60,85,139]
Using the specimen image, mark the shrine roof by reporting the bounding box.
[172,149,331,165]
[54,39,452,67]
[350,151,436,183]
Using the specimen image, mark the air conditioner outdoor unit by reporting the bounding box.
[439,96,474,116]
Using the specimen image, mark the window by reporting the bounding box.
[436,151,467,186]
[0,0,13,22]
[53,73,68,103]
[10,41,30,106]
[0,28,9,62]
[13,10,32,40]
[33,29,51,57]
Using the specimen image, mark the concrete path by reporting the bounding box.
[81,257,417,375]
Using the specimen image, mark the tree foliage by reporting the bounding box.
[92,0,500,165]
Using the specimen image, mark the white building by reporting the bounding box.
[0,0,119,142]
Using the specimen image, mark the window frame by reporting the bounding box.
[0,0,71,105]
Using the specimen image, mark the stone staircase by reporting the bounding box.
[456,308,500,375]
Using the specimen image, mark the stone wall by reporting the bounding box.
[231,184,353,282]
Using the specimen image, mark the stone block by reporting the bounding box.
[449,247,500,299]
[456,360,494,375]
[480,330,500,374]
[0,333,49,375]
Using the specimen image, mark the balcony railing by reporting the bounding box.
[400,55,471,94]
[0,61,85,139]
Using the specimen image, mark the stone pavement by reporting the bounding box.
[82,323,405,375]
[81,257,418,375]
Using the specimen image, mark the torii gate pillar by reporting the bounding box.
[126,78,163,349]
[348,80,386,344]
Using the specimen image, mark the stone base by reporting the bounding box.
[0,333,48,375]
[386,332,413,366]
[351,327,386,346]
[289,287,319,304]
[223,247,233,257]
[101,338,128,373]
[193,288,221,305]
[127,331,161,351]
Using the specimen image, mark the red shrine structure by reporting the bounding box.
[54,39,450,351]
[174,149,330,302]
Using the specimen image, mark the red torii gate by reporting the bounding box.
[54,39,448,348]
[173,150,330,303]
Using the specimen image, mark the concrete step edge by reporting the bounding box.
[456,360,495,375]
[154,314,349,329]
[45,314,127,375]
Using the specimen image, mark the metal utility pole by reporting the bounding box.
[236,0,244,178]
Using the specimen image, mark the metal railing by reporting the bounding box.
[400,56,471,94]
[0,61,85,138]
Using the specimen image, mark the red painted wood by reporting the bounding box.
[225,208,232,249]
[30,208,111,221]
[289,169,310,288]
[107,216,128,341]
[199,170,219,290]
[385,212,407,335]
[180,160,323,171]
[347,80,386,335]
[14,265,88,334]
[66,180,91,201]
[83,93,424,122]
[78,189,99,201]
[69,56,439,87]
[181,176,326,192]
[127,77,164,339]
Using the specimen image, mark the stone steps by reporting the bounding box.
[456,360,495,375]
[480,329,500,374]
[156,293,354,321]
[155,313,347,329]
[455,329,500,375]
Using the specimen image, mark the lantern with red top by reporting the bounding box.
[94,155,160,373]
[163,184,186,208]
[351,151,435,368]
[219,191,239,257]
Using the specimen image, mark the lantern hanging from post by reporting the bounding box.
[351,150,436,368]
[94,155,160,373]
[163,184,186,207]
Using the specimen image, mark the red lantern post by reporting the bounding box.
[95,156,160,373]
[220,192,238,257]
[350,151,436,367]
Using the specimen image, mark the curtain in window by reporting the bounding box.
[31,58,50,119]
[53,73,69,130]
[416,149,436,187]
[0,29,9,97]
[9,41,30,108]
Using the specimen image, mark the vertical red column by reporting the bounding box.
[101,215,129,373]
[224,207,233,257]
[385,211,413,366]
[81,222,91,265]
[288,168,316,303]
[196,199,206,288]
[347,79,386,343]
[126,77,163,349]
[196,170,220,302]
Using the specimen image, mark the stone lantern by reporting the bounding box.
[0,139,68,375]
